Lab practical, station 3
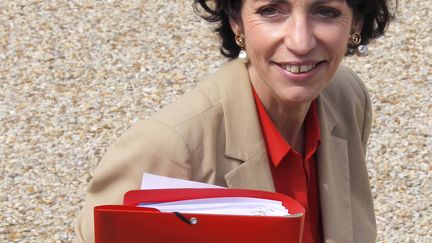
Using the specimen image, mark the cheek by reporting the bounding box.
[245,25,281,57]
[320,32,349,64]
[316,25,350,51]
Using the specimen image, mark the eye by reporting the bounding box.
[316,7,341,18]
[257,5,281,18]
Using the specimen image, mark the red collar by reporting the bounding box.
[252,89,321,167]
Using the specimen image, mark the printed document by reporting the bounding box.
[140,173,289,216]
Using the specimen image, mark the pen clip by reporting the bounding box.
[174,212,198,225]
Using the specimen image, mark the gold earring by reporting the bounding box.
[349,33,362,46]
[235,33,246,47]
[235,33,248,64]
[348,33,368,57]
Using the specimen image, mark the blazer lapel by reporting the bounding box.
[225,150,275,191]
[317,96,354,243]
[215,60,275,192]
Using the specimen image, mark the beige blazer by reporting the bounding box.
[74,59,376,243]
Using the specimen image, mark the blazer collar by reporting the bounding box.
[217,59,266,161]
[214,59,275,191]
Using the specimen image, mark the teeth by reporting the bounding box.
[284,64,315,73]
[300,65,313,72]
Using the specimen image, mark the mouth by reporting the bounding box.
[278,61,324,74]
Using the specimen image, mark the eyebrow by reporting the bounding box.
[254,0,345,3]
[314,0,345,3]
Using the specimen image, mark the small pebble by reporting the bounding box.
[0,0,430,242]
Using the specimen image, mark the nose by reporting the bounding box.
[284,15,316,56]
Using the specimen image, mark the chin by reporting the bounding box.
[279,90,320,105]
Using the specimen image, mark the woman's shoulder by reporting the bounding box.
[320,65,372,142]
[322,65,370,105]
[150,74,224,128]
[150,60,245,128]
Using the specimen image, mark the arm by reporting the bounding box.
[74,119,192,243]
[345,67,377,242]
[346,68,373,155]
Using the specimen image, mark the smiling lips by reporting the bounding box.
[281,62,319,74]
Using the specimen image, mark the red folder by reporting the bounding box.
[94,188,305,243]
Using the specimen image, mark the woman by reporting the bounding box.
[75,0,394,242]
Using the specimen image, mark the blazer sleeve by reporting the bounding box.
[74,119,192,243]
[345,67,377,242]
[346,68,373,155]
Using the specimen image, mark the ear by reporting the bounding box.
[229,16,243,35]
[351,16,364,34]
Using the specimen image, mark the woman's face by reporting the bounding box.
[231,0,360,107]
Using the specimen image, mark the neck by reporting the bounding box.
[267,99,310,149]
[251,81,311,148]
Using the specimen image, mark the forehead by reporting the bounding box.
[250,0,346,3]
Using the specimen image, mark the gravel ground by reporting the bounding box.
[0,1,430,242]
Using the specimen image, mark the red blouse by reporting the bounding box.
[253,90,323,243]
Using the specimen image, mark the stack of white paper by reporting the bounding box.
[140,173,290,216]
[139,197,289,216]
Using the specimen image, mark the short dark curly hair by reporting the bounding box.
[193,0,396,58]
